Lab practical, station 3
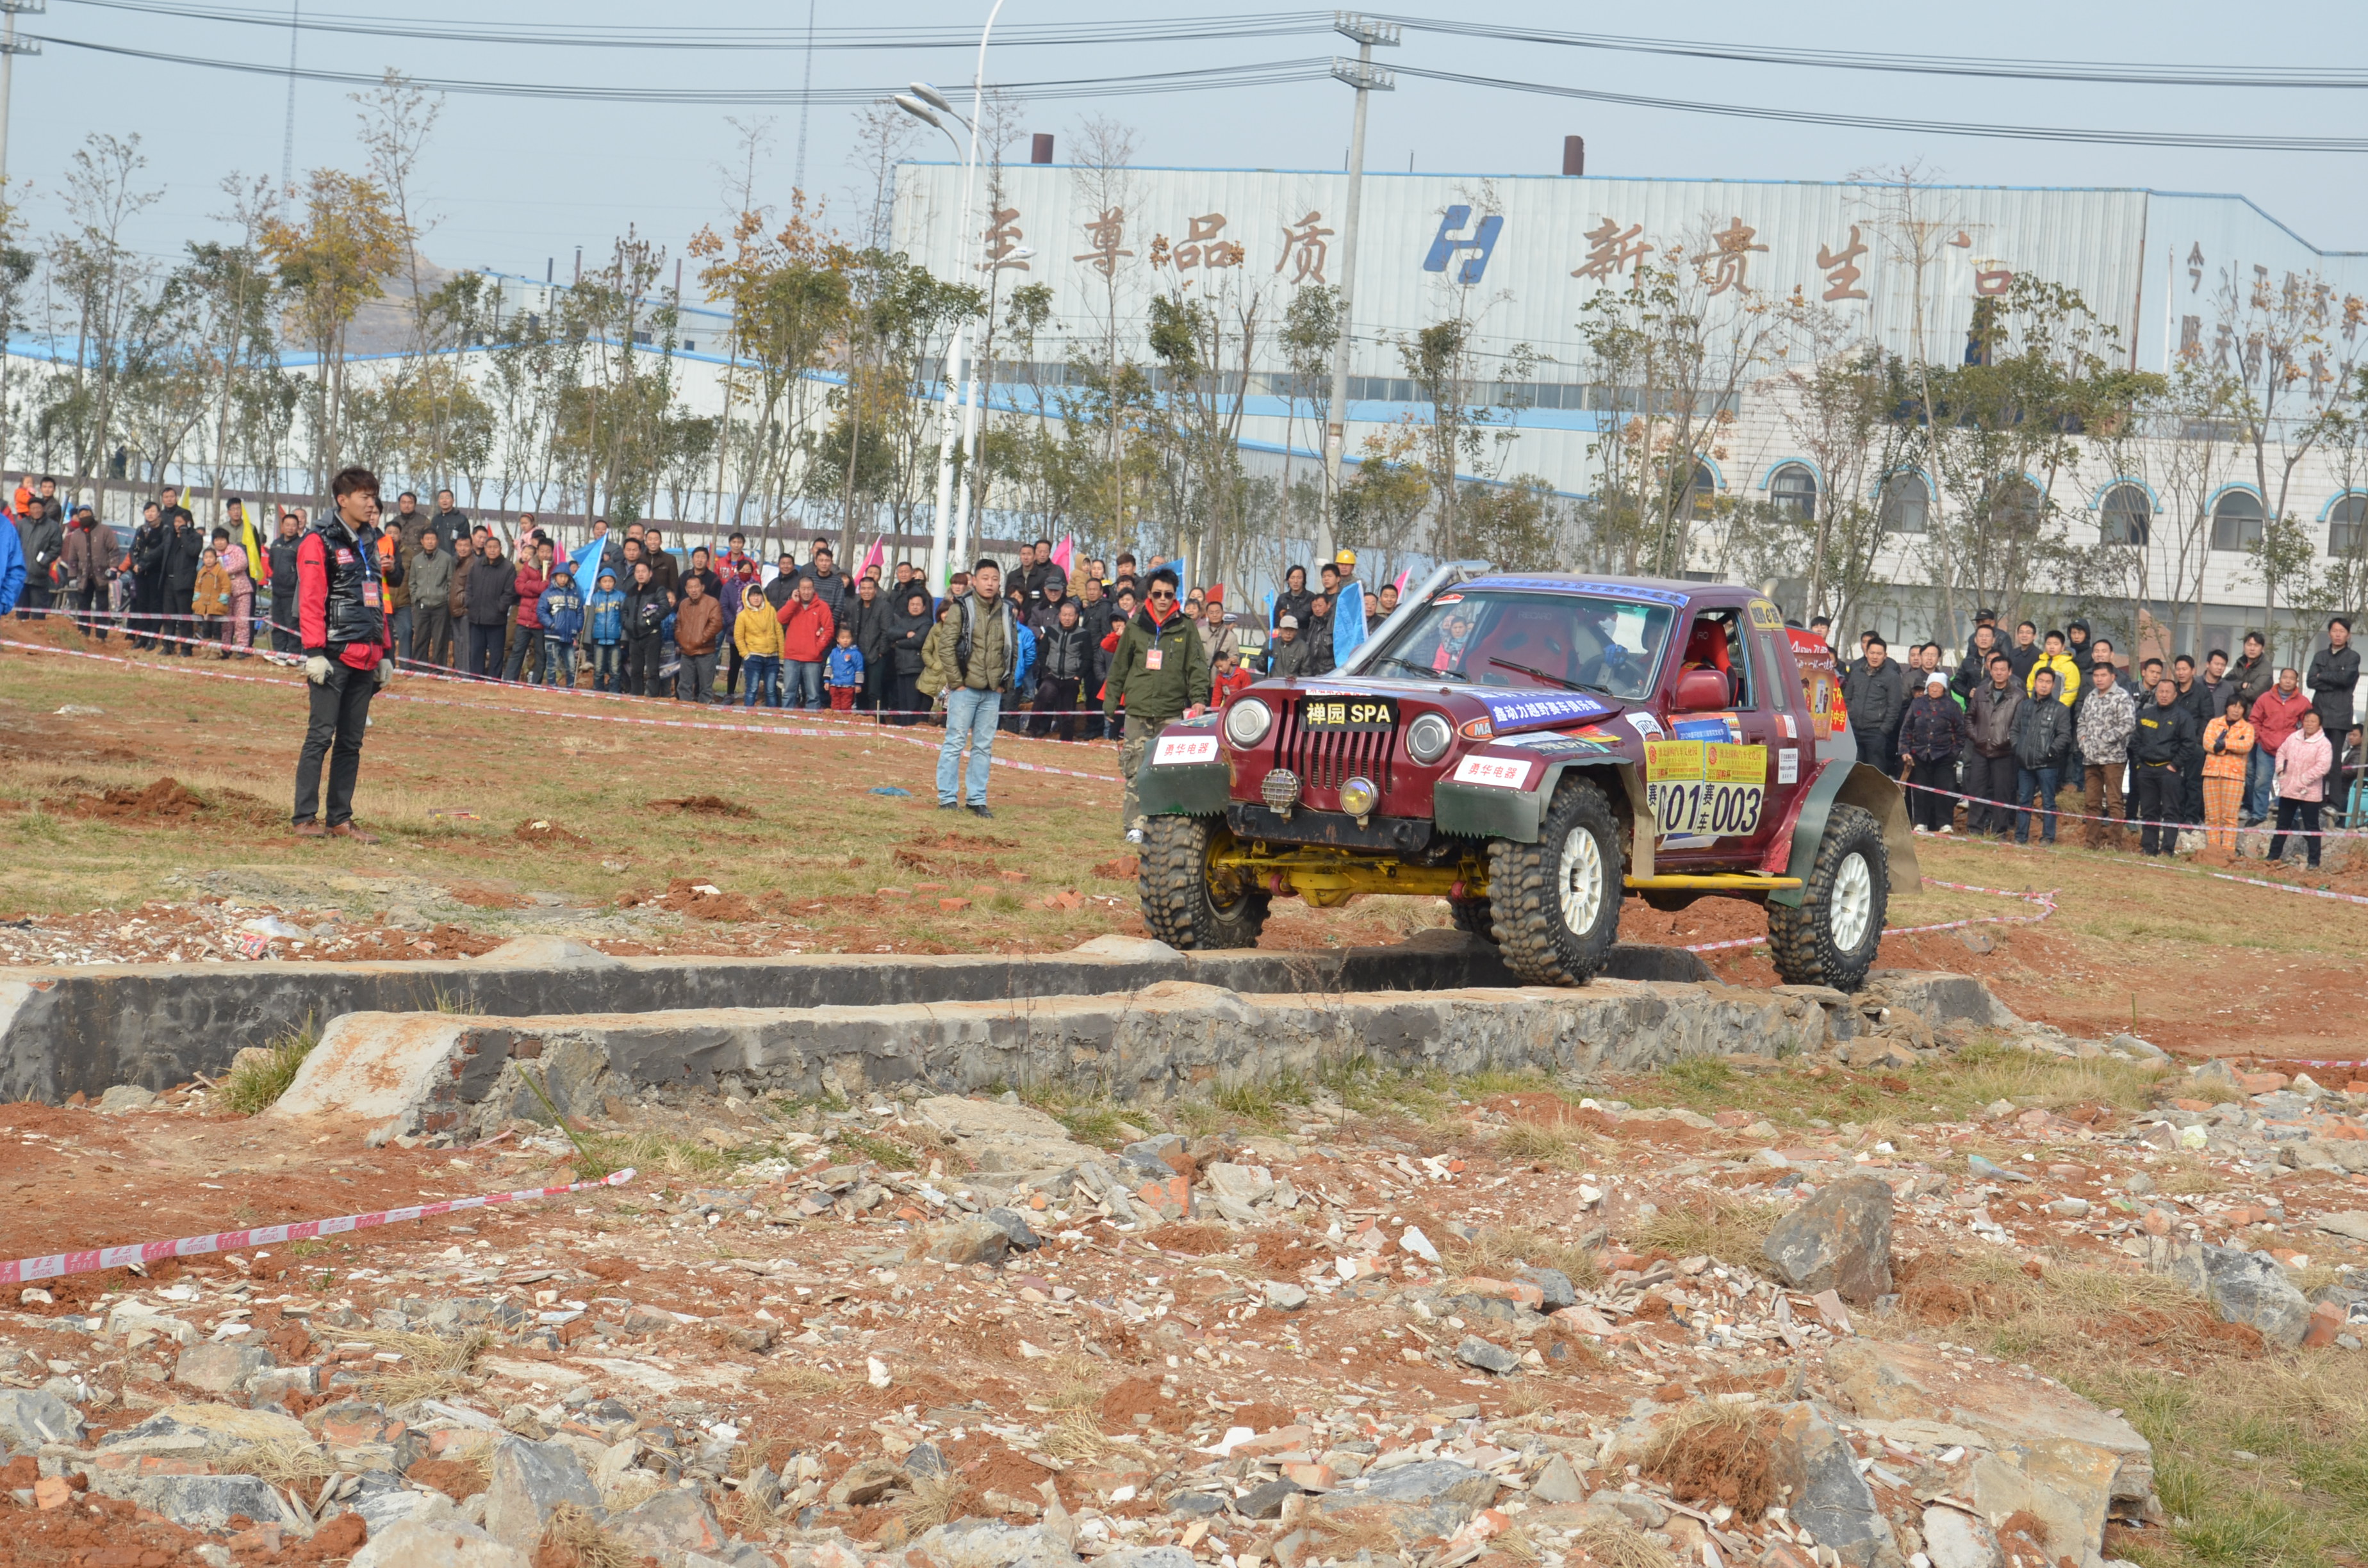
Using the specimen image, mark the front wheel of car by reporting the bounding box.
[1487,776,1624,986]
[1139,815,1270,950]
[1766,803,1889,991]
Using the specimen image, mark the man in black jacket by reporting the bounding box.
[2129,678,2200,856]
[265,510,304,655]
[158,507,206,656]
[1842,634,1908,778]
[846,575,894,714]
[1964,655,2025,837]
[2229,631,2276,825]
[2012,667,2073,844]
[463,534,518,679]
[1031,598,1094,740]
[2308,617,2360,740]
[127,502,167,648]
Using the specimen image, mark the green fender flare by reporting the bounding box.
[1770,761,1921,908]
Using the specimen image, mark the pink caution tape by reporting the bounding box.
[0,1168,636,1285]
[1679,878,2059,955]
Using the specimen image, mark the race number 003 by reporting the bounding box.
[1650,781,1764,837]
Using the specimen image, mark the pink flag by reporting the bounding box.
[1053,536,1074,573]
[860,537,885,576]
[1393,568,1411,594]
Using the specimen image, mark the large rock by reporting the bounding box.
[1768,1405,1889,1567]
[911,1520,1081,1568]
[97,1403,313,1464]
[608,1487,731,1561]
[1827,1339,2155,1558]
[482,1436,600,1548]
[2160,1243,2312,1346]
[0,1387,86,1450]
[1761,1175,1894,1303]
[136,1474,297,1531]
[1920,1506,2001,1568]
[910,1216,1013,1267]
[1317,1458,1499,1541]
[174,1341,273,1395]
[914,1097,1105,1172]
[351,1518,531,1568]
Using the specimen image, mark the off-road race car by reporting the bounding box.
[1133,566,1918,990]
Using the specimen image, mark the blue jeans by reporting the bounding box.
[2243,742,2274,822]
[539,638,575,687]
[742,654,782,707]
[937,687,1001,805]
[391,605,411,660]
[787,659,825,709]
[506,627,542,683]
[2014,765,2060,843]
[591,643,621,692]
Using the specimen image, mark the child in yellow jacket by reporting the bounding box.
[192,549,232,651]
[2025,630,2079,707]
[735,589,785,708]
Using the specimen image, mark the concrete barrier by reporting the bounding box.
[0,932,1711,1102]
[270,975,1830,1143]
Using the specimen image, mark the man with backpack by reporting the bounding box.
[1104,566,1211,843]
[919,558,1017,817]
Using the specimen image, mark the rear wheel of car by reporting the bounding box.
[1487,776,1624,986]
[1766,803,1889,991]
[1448,897,1497,945]
[1139,815,1270,950]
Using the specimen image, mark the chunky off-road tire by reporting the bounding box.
[1140,815,1270,950]
[1448,897,1497,945]
[1766,803,1889,991]
[1486,776,1624,986]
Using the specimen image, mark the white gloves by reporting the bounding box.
[376,659,395,689]
[304,655,333,685]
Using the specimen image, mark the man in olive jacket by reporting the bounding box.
[919,559,1017,817]
[1104,567,1211,842]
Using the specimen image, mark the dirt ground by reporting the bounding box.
[3,617,2363,1069]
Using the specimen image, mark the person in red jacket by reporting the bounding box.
[293,467,400,840]
[776,574,836,710]
[2246,667,2312,827]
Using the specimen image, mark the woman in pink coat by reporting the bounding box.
[2267,709,2334,869]
[215,525,254,656]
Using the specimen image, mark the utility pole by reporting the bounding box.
[1320,12,1397,560]
[0,2,44,202]
[279,0,297,193]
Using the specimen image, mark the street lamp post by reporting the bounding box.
[900,0,1007,594]
[1320,13,1398,561]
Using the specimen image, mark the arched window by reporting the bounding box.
[1688,462,1720,521]
[1769,463,1818,522]
[2210,489,2264,551]
[1878,471,1928,534]
[2100,484,2151,547]
[2331,494,2367,556]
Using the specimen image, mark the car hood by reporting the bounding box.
[1247,675,1624,735]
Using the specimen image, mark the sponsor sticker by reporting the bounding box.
[1644,739,1768,839]
[1672,713,1745,744]
[1153,733,1220,765]
[1777,747,1800,785]
[1452,753,1534,788]
[1622,711,1665,739]
[1474,690,1613,731]
[1748,600,1783,629]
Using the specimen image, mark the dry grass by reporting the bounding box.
[1576,1517,1678,1568]
[536,1502,639,1568]
[2154,1155,2230,1196]
[1040,1353,1108,1412]
[753,1364,844,1398]
[896,1472,978,1535]
[346,1325,492,1403]
[1297,1507,1408,1560]
[1631,1195,1783,1271]
[1039,1408,1118,1463]
[224,1439,336,1488]
[598,1473,669,1514]
[1444,1225,1602,1289]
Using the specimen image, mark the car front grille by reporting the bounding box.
[1276,702,1398,797]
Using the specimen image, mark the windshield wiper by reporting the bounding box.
[1374,655,1468,682]
[1487,656,1607,695]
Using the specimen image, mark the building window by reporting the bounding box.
[2100,484,2151,547]
[1879,472,1928,534]
[1688,462,1719,521]
[2331,494,2367,556]
[1769,463,1818,522]
[2210,489,2264,551]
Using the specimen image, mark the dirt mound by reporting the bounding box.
[1093,856,1140,881]
[445,881,530,910]
[652,794,752,817]
[620,877,757,922]
[1642,1409,1779,1521]
[50,776,208,822]
[915,828,1017,850]
[513,819,590,847]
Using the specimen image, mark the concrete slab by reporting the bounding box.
[0,931,1709,1102]
[268,975,1828,1142]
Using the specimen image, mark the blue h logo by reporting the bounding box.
[1422,206,1502,284]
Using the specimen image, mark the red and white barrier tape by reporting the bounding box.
[0,633,1129,785]
[1898,774,2365,840]
[1679,878,2059,955]
[0,1168,636,1285]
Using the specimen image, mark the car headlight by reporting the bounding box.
[1405,711,1453,764]
[1338,776,1379,819]
[1224,697,1273,748]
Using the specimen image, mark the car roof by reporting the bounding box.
[1452,573,1734,608]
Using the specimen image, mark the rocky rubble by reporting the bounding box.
[1,1033,2364,1566]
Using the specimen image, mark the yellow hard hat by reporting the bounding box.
[1333,548,1357,567]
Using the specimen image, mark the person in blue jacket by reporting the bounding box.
[537,563,585,688]
[1331,547,1367,667]
[0,507,23,621]
[585,569,626,692]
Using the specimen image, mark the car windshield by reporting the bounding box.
[1365,589,1673,701]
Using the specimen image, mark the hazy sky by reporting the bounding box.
[13,0,2366,292]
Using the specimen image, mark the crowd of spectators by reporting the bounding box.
[1832,607,2363,868]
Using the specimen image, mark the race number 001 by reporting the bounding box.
[1650,781,1764,838]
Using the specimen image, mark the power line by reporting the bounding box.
[53,0,1336,50]
[31,33,1335,102]
[1393,64,2368,154]
[1383,17,2368,90]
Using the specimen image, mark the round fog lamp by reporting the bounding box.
[1405,711,1453,764]
[1262,768,1302,814]
[1225,696,1274,748]
[1338,776,1380,819]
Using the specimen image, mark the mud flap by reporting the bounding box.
[1770,761,1919,908]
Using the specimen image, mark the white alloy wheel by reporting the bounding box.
[1830,851,1875,951]
[1557,825,1606,934]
